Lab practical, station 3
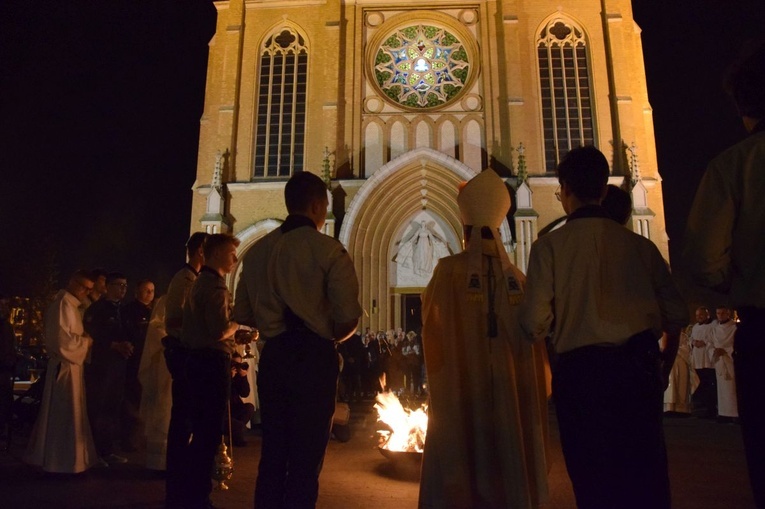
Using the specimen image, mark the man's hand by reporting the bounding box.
[111,341,134,359]
[219,321,240,342]
[713,348,727,361]
[692,340,706,348]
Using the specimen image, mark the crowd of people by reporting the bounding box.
[663,305,740,423]
[337,328,424,402]
[1,38,763,509]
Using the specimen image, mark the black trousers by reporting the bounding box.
[693,368,717,416]
[164,343,192,509]
[181,350,230,509]
[735,308,765,509]
[255,330,339,509]
[228,401,255,444]
[85,361,125,457]
[553,332,670,509]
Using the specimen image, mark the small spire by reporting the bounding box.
[628,142,640,183]
[516,142,527,183]
[321,146,332,189]
[212,150,223,190]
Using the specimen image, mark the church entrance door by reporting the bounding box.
[401,294,422,334]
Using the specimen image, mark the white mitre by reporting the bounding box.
[457,168,510,229]
[458,169,521,302]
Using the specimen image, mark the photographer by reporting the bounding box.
[227,352,255,447]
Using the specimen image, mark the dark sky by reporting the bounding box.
[0,1,216,296]
[1,1,764,297]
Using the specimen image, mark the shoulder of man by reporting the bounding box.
[169,266,195,288]
[284,226,349,255]
[429,252,462,273]
[195,268,219,287]
[618,225,664,254]
[241,228,284,266]
[84,298,106,316]
[710,130,765,167]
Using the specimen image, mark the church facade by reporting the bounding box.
[190,0,668,333]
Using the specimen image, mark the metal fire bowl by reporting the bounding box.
[378,446,423,464]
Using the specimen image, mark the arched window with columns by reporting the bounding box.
[537,17,596,172]
[253,26,308,178]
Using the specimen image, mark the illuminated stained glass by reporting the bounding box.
[373,24,470,109]
[537,20,595,172]
[253,28,308,178]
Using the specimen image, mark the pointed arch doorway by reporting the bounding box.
[339,148,476,331]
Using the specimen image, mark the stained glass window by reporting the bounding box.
[373,24,470,109]
[253,28,307,178]
[538,20,595,172]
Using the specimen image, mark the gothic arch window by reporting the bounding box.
[537,19,595,172]
[253,27,308,178]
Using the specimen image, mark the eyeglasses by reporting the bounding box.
[109,282,128,289]
[555,185,561,202]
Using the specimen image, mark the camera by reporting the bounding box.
[232,361,249,371]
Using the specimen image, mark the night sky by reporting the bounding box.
[1,1,764,298]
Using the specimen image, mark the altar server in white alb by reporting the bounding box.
[420,169,549,509]
[137,295,172,471]
[25,270,99,473]
[709,306,738,420]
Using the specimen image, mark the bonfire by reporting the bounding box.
[374,390,428,453]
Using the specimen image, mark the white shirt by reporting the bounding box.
[234,228,284,337]
[269,223,362,340]
[689,322,714,369]
[520,207,688,353]
[235,216,362,341]
[708,319,737,358]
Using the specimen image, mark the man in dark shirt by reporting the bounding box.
[164,232,207,509]
[179,233,240,509]
[84,271,133,465]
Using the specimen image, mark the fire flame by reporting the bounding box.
[374,391,428,453]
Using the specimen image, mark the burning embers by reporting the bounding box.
[374,390,428,454]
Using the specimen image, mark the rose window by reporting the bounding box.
[373,24,471,109]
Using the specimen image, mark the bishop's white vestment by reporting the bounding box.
[419,241,549,509]
[663,326,699,413]
[25,289,98,473]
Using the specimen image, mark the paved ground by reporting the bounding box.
[0,402,756,509]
